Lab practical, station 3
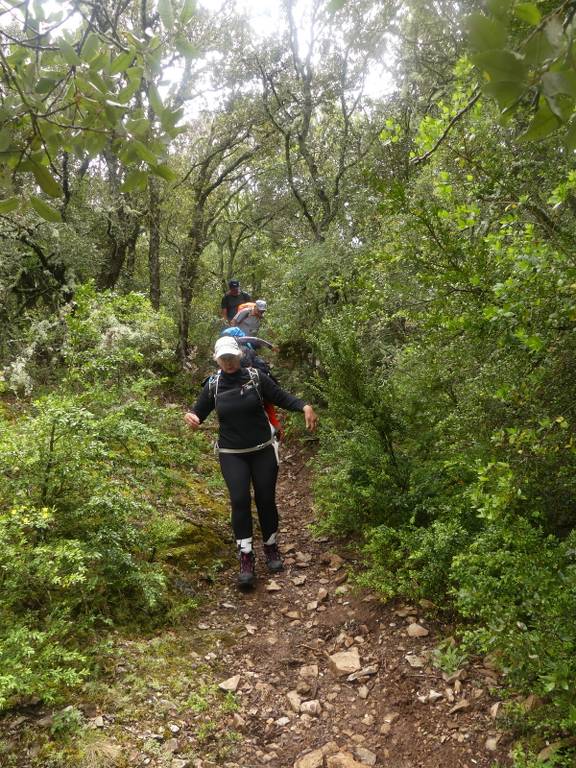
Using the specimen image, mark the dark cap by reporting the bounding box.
[228,279,240,288]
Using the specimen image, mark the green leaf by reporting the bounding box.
[524,31,555,66]
[160,106,183,131]
[0,129,11,152]
[483,80,525,109]
[150,163,177,182]
[59,40,81,66]
[180,0,196,25]
[35,77,58,94]
[515,3,541,25]
[126,117,151,137]
[132,140,157,164]
[30,196,62,222]
[544,93,574,122]
[0,197,20,214]
[542,71,576,99]
[148,83,163,115]
[175,36,198,58]
[564,120,576,152]
[120,169,148,192]
[158,0,175,29]
[486,0,513,19]
[32,164,63,197]
[545,17,564,48]
[81,32,100,62]
[110,51,134,75]
[471,50,526,82]
[85,70,108,93]
[519,101,561,142]
[90,51,110,73]
[465,13,507,52]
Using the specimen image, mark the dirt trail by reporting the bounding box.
[190,443,510,768]
[2,442,510,768]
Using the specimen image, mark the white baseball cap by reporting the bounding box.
[255,299,267,311]
[213,337,242,360]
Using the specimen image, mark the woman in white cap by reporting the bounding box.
[184,336,318,588]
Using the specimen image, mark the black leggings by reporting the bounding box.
[219,445,279,541]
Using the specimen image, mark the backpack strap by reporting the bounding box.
[208,371,221,403]
[246,367,263,404]
[209,368,261,405]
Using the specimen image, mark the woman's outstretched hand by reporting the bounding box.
[184,412,201,429]
[303,404,318,432]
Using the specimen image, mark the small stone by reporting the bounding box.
[245,624,257,635]
[407,623,429,638]
[286,611,301,620]
[448,699,470,714]
[164,738,179,753]
[287,690,302,713]
[405,654,425,668]
[171,760,190,768]
[292,575,307,586]
[490,702,501,719]
[361,713,374,726]
[353,746,377,766]
[93,715,105,728]
[329,648,361,676]
[317,588,329,602]
[233,713,245,728]
[358,685,369,699]
[299,664,319,679]
[334,585,349,595]
[428,690,443,703]
[197,623,209,630]
[300,700,322,716]
[219,675,240,692]
[307,601,318,611]
[266,581,282,592]
[276,716,290,726]
[168,723,180,734]
[347,664,378,682]
[485,735,501,751]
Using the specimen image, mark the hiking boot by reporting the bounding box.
[263,542,283,572]
[237,551,256,588]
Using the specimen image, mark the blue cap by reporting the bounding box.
[221,327,246,338]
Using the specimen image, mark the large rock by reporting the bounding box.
[407,623,429,638]
[329,648,361,676]
[326,753,366,768]
[353,746,377,766]
[218,675,240,692]
[294,749,324,768]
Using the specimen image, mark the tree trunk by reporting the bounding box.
[148,176,161,309]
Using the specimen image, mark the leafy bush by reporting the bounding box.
[0,288,222,709]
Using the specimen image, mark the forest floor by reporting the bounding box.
[2,441,513,768]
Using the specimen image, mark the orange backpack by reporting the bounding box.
[236,302,255,314]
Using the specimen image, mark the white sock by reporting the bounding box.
[237,537,253,553]
[264,532,277,545]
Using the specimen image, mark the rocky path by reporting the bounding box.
[2,443,511,768]
[188,444,509,768]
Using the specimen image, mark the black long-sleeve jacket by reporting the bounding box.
[190,368,306,450]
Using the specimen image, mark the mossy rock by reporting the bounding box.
[159,521,229,570]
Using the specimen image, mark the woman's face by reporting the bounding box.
[217,354,241,374]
